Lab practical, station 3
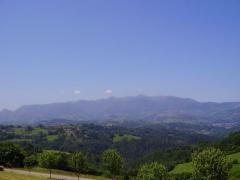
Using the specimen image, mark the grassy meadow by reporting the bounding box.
[0,171,50,180]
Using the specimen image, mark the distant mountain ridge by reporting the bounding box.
[0,95,240,125]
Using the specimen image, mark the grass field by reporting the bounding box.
[228,152,240,180]
[113,134,141,142]
[16,167,108,180]
[0,171,51,180]
[13,128,26,135]
[170,152,240,179]
[31,128,48,135]
[170,162,193,174]
[13,127,49,137]
[46,135,58,141]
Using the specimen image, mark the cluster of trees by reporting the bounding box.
[192,148,231,180]
[0,124,215,163]
[0,142,25,167]
[37,149,125,179]
[0,141,124,179]
[136,148,232,180]
[1,128,240,179]
[0,140,233,180]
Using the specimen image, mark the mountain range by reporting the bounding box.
[0,95,240,125]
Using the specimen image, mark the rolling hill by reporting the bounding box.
[0,95,240,125]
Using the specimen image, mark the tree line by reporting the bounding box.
[0,141,234,180]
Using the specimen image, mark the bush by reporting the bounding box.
[137,162,167,180]
[38,151,58,179]
[232,159,239,164]
[102,149,124,178]
[38,151,70,170]
[69,152,88,179]
[24,155,38,170]
[0,142,25,167]
[192,148,231,180]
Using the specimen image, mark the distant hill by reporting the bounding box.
[0,95,240,125]
[0,124,216,162]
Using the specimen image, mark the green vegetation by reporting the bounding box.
[170,152,240,179]
[137,162,167,180]
[38,151,70,178]
[38,151,56,178]
[0,124,212,163]
[135,146,192,171]
[24,155,38,171]
[31,128,48,136]
[2,125,240,179]
[192,148,231,180]
[17,167,108,180]
[69,152,88,180]
[102,149,124,179]
[113,134,141,143]
[0,142,25,167]
[170,162,193,174]
[13,128,26,135]
[46,135,58,142]
[228,153,240,180]
[219,132,240,154]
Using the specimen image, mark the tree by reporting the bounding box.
[24,155,37,171]
[192,148,231,180]
[54,152,70,171]
[69,152,87,180]
[38,151,57,179]
[0,142,25,167]
[102,149,123,179]
[137,162,167,180]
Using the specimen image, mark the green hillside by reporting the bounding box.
[170,152,240,179]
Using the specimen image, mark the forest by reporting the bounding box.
[0,124,240,179]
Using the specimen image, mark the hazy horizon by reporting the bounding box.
[1,94,240,112]
[1,0,240,110]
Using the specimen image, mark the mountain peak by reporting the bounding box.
[0,95,239,125]
[0,109,12,114]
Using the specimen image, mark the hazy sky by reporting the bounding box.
[0,0,240,110]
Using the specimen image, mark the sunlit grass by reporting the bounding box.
[16,167,108,180]
[0,171,51,180]
[113,134,141,143]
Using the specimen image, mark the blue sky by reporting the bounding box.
[0,0,240,110]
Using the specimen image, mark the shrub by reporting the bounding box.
[192,148,231,180]
[137,162,167,180]
[231,159,239,164]
[0,142,25,167]
[24,155,37,171]
[69,152,88,180]
[102,149,124,179]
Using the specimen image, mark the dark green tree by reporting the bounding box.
[69,152,87,180]
[192,148,231,180]
[54,152,70,170]
[24,155,37,171]
[137,162,167,180]
[38,151,57,179]
[0,142,25,167]
[102,149,123,179]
